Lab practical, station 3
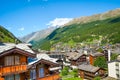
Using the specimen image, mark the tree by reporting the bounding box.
[60,66,69,76]
[111,53,118,60]
[94,56,107,68]
[94,76,101,80]
[70,69,78,77]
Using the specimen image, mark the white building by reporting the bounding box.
[108,55,120,79]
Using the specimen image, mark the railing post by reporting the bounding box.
[0,66,2,76]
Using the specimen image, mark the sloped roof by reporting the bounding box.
[37,53,58,63]
[78,64,100,73]
[90,52,104,57]
[0,43,34,54]
[29,53,58,66]
[66,52,85,60]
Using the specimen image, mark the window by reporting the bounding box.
[15,56,20,65]
[5,74,20,80]
[15,74,20,80]
[5,56,14,66]
[5,75,14,80]
[39,68,44,78]
[5,56,20,66]
[30,69,36,80]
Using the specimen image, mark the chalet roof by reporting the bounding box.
[0,43,34,54]
[29,54,58,66]
[66,52,85,60]
[90,52,104,57]
[28,58,59,69]
[78,64,100,73]
[37,53,58,63]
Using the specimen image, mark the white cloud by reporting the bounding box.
[18,27,25,31]
[47,18,72,27]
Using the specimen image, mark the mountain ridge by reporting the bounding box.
[32,8,120,50]
[20,27,56,43]
[63,8,120,26]
[21,8,120,43]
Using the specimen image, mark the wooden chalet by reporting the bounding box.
[78,64,105,80]
[28,58,60,80]
[103,50,109,61]
[66,52,87,66]
[89,52,104,65]
[0,43,35,80]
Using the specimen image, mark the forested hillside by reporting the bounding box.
[0,25,20,43]
[33,17,120,50]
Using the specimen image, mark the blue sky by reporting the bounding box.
[0,0,120,37]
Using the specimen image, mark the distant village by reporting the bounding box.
[0,42,120,80]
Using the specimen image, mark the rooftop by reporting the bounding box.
[66,52,85,60]
[29,53,58,65]
[0,43,34,54]
[78,64,100,73]
[90,52,104,57]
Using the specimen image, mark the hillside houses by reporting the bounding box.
[0,42,119,80]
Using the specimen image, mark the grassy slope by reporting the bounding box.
[0,25,20,43]
[33,17,120,50]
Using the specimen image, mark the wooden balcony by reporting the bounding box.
[0,65,27,76]
[0,77,4,80]
[38,73,60,80]
[84,72,95,77]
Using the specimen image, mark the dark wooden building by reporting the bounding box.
[28,58,60,80]
[103,50,109,61]
[89,52,104,65]
[78,64,105,80]
[66,52,87,66]
[0,43,61,80]
[0,43,35,80]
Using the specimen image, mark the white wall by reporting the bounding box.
[108,62,117,78]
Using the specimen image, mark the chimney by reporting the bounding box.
[108,49,111,61]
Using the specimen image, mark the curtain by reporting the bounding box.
[5,56,14,66]
[15,56,20,65]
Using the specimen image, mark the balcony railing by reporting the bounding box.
[38,73,60,80]
[0,65,27,76]
[0,77,4,80]
[84,72,95,77]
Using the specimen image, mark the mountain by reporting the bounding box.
[20,27,56,43]
[63,8,120,26]
[33,8,120,50]
[0,25,20,43]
